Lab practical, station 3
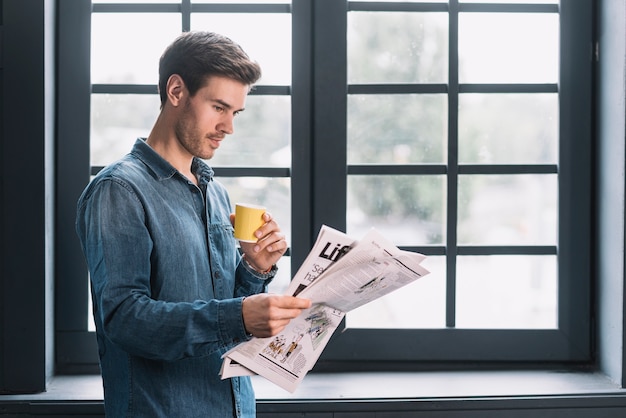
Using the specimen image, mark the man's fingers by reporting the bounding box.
[275,295,312,310]
[242,294,312,338]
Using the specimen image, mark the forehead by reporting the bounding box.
[198,75,250,107]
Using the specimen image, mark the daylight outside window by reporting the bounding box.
[82,0,580,363]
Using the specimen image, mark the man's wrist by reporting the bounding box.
[242,254,277,278]
[242,254,271,273]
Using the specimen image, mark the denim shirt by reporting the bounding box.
[75,139,273,418]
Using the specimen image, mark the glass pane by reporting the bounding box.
[95,0,178,2]
[194,0,289,3]
[458,174,557,245]
[268,256,292,295]
[348,12,448,84]
[346,255,446,329]
[91,94,161,166]
[191,14,291,85]
[91,13,182,84]
[459,93,558,164]
[456,256,558,329]
[459,13,558,83]
[92,96,289,168]
[218,177,291,243]
[460,0,556,3]
[88,277,95,332]
[347,175,446,245]
[348,94,447,164]
[210,96,291,167]
[357,0,446,2]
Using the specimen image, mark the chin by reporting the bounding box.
[200,151,216,160]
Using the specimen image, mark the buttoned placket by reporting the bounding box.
[187,176,217,298]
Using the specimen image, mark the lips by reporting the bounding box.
[208,136,224,148]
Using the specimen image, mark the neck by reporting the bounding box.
[146,114,196,184]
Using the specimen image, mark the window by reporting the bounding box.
[56,0,594,372]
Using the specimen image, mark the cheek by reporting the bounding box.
[195,109,219,130]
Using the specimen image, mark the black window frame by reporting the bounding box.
[55,0,594,373]
[312,0,593,367]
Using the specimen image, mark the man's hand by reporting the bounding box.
[230,212,287,273]
[242,294,312,338]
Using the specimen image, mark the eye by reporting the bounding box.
[233,110,241,117]
[214,105,225,113]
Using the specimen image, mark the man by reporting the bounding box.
[76,31,311,418]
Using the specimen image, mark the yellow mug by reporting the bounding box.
[234,203,266,242]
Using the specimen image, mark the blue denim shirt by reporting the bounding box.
[76,139,273,418]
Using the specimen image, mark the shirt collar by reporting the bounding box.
[131,138,215,182]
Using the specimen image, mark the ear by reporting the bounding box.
[165,74,186,107]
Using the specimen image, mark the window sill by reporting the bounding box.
[254,369,625,400]
[1,369,625,400]
[1,370,626,415]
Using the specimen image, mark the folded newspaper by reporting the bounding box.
[220,225,430,392]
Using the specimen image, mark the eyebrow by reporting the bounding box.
[214,98,245,113]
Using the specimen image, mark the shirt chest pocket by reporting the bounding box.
[207,223,237,271]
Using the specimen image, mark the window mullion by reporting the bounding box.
[291,0,315,267]
[447,0,460,328]
[311,0,348,232]
[182,0,191,31]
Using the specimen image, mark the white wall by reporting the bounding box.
[597,0,626,386]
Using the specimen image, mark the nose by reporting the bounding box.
[217,115,234,135]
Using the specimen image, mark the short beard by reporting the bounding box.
[173,97,213,160]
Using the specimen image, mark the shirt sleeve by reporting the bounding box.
[76,178,251,361]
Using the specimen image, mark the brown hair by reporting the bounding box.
[158,31,262,106]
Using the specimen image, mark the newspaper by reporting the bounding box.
[220,225,430,393]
